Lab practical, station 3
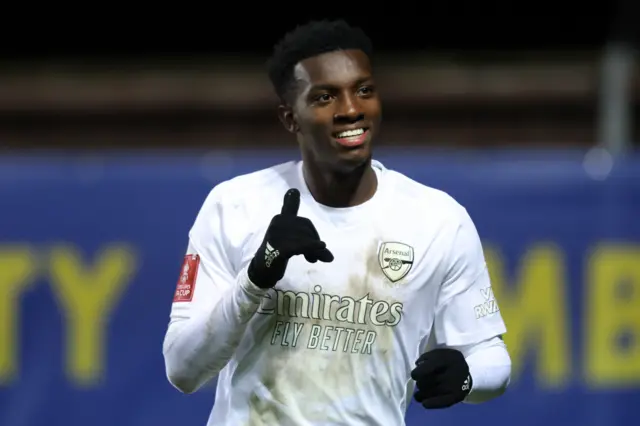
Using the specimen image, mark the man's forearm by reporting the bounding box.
[162,268,267,394]
[460,337,512,404]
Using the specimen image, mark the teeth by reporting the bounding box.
[336,128,365,138]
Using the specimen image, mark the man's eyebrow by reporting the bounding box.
[308,77,374,92]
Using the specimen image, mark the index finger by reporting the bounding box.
[281,188,300,216]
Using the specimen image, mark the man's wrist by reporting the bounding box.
[240,265,271,300]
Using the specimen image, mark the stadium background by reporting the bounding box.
[1,8,639,426]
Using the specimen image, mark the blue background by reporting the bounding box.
[1,149,639,426]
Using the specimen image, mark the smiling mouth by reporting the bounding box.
[333,127,368,139]
[332,128,369,148]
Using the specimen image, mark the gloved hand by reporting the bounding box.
[411,348,472,409]
[248,188,334,288]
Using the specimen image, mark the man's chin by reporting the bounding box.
[333,148,372,173]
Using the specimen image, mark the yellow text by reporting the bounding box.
[486,242,640,389]
[0,243,136,387]
[585,244,640,388]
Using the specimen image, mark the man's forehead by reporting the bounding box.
[293,49,371,88]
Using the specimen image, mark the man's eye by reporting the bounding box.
[358,86,374,96]
[315,94,332,102]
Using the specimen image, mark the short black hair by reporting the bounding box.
[267,20,373,102]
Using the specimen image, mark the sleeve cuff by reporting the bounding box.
[238,266,270,301]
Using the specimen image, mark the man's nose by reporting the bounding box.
[334,94,363,122]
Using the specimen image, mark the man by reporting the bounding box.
[163,20,511,426]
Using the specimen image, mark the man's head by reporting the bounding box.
[267,20,381,173]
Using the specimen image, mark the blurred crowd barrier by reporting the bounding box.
[0,148,638,426]
[0,52,637,149]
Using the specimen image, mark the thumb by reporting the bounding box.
[281,188,300,217]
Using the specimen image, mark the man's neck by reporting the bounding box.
[302,159,378,208]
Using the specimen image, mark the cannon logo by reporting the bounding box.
[378,242,414,283]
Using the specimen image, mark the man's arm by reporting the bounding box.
[434,204,510,402]
[162,187,268,394]
[449,336,511,403]
[162,187,333,395]
[413,203,510,408]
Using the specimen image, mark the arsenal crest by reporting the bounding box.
[378,242,414,283]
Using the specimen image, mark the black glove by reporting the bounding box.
[411,348,472,409]
[247,188,334,288]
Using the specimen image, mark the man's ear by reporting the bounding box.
[277,104,299,134]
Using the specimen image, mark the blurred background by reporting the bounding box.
[1,6,639,426]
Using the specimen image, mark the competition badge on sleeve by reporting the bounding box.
[173,254,200,302]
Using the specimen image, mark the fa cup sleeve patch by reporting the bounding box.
[173,254,200,302]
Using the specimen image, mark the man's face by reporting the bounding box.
[278,49,382,172]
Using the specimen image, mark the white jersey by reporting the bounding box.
[166,160,506,426]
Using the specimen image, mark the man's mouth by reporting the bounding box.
[333,128,369,147]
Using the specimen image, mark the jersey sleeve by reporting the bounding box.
[433,206,507,347]
[162,185,268,393]
[168,186,240,324]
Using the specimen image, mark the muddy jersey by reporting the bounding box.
[166,160,506,426]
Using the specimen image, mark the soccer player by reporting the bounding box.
[163,19,511,426]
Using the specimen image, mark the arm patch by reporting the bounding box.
[173,254,200,302]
